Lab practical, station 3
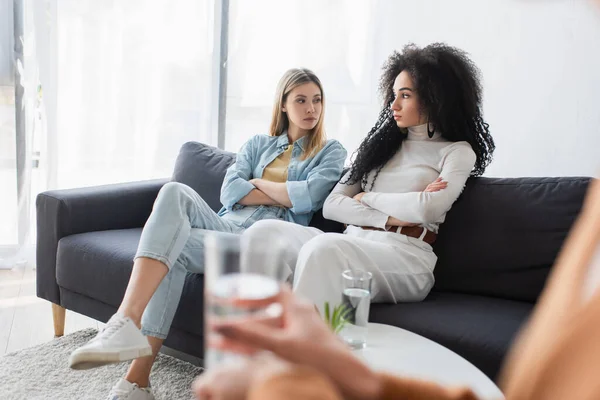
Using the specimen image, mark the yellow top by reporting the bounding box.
[262,144,294,183]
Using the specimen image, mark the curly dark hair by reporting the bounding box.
[345,43,495,190]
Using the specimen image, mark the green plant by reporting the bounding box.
[323,302,352,334]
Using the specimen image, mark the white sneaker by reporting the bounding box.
[106,378,155,400]
[69,313,152,370]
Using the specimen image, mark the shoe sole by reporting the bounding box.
[69,346,153,370]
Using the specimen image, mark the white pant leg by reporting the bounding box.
[242,220,323,282]
[293,231,437,312]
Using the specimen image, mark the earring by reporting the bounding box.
[427,120,435,138]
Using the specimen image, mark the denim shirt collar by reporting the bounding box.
[276,131,307,151]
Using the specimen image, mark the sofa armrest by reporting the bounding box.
[36,178,169,304]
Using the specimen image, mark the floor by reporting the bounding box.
[0,262,203,367]
[0,262,100,357]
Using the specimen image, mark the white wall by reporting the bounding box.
[376,0,600,178]
[226,0,600,178]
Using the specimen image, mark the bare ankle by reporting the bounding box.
[124,376,150,389]
[125,358,155,388]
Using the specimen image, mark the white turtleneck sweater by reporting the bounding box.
[322,124,476,234]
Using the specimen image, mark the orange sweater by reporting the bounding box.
[249,179,600,400]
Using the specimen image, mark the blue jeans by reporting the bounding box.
[136,182,284,339]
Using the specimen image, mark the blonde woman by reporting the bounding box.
[69,68,346,400]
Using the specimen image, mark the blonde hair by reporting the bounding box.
[268,68,326,160]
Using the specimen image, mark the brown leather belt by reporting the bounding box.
[356,225,437,245]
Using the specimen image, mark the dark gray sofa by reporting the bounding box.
[36,141,592,381]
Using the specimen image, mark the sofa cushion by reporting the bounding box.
[56,228,205,337]
[433,177,591,303]
[56,229,140,307]
[370,291,533,380]
[172,141,236,212]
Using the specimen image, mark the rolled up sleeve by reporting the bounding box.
[286,141,347,215]
[219,137,257,209]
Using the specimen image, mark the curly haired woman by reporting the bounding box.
[244,43,496,310]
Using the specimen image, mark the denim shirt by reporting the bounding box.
[218,133,347,227]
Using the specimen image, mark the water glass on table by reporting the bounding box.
[204,232,284,368]
[340,269,373,349]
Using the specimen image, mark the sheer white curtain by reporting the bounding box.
[52,0,217,188]
[0,0,17,269]
[0,0,15,269]
[0,0,38,269]
[0,0,216,269]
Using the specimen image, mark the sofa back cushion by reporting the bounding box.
[433,177,591,303]
[171,141,236,212]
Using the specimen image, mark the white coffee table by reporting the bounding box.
[353,323,504,400]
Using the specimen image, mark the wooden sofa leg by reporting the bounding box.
[52,303,66,337]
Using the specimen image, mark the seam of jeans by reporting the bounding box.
[155,263,180,337]
[163,219,185,265]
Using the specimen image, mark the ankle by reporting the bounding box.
[124,376,150,389]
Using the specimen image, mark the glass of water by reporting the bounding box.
[204,232,284,367]
[340,269,372,349]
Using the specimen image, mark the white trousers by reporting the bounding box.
[243,220,437,311]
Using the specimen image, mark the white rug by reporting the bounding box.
[0,328,203,400]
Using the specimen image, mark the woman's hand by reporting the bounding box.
[214,286,345,363]
[356,177,447,204]
[353,192,366,202]
[193,355,291,400]
[211,286,382,400]
[193,360,254,400]
[424,177,448,192]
